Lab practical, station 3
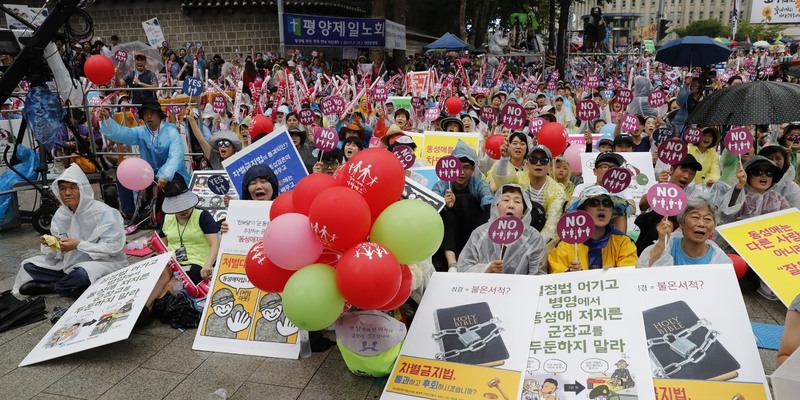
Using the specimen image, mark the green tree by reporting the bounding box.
[733,20,785,43]
[672,19,728,38]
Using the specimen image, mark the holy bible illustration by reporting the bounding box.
[643,301,740,380]
[433,302,509,366]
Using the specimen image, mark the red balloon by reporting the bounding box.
[484,134,505,160]
[269,190,294,220]
[308,187,371,252]
[84,55,115,85]
[336,242,402,310]
[245,242,295,293]
[250,115,274,138]
[378,264,413,311]
[292,174,337,215]
[335,148,405,221]
[728,253,748,280]
[538,122,569,156]
[444,96,463,116]
[315,248,342,267]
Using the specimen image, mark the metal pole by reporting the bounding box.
[656,0,666,44]
[277,0,286,56]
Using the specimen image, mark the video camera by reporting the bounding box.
[699,66,716,87]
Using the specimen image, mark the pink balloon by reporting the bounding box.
[117,158,154,191]
[263,213,323,270]
[562,145,583,174]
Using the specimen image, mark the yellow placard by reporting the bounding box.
[201,253,258,340]
[386,355,522,400]
[653,379,768,400]
[421,131,481,167]
[716,208,800,307]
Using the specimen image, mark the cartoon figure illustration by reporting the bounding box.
[589,384,620,400]
[252,293,298,343]
[45,323,82,348]
[203,288,250,338]
[522,378,541,400]
[610,359,635,389]
[540,378,558,400]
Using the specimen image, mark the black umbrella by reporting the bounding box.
[686,81,800,126]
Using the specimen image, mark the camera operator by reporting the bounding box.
[672,76,704,136]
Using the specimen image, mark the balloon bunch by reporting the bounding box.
[245,148,444,331]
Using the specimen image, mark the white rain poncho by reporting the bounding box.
[13,165,127,294]
[626,76,660,118]
[773,164,800,209]
[637,230,730,268]
[456,184,546,275]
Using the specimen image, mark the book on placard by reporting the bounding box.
[432,302,508,367]
[643,301,739,381]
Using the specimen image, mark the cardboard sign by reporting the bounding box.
[298,109,315,126]
[480,105,497,123]
[616,88,634,106]
[724,127,754,156]
[646,183,688,216]
[141,17,166,49]
[652,127,676,145]
[576,99,600,121]
[314,127,338,152]
[408,71,431,97]
[374,85,388,103]
[113,49,128,63]
[411,96,423,110]
[194,200,301,359]
[222,129,309,198]
[657,138,689,165]
[529,117,546,136]
[500,103,526,130]
[420,131,481,166]
[648,90,666,107]
[393,145,416,169]
[620,114,641,134]
[320,97,337,115]
[402,176,445,212]
[602,89,615,100]
[583,74,601,89]
[212,95,226,114]
[424,107,441,122]
[557,210,596,244]
[183,76,204,97]
[488,216,525,245]
[717,209,800,307]
[189,170,238,221]
[435,155,462,182]
[207,174,230,195]
[20,254,172,367]
[683,126,702,144]
[602,167,633,194]
[546,80,558,92]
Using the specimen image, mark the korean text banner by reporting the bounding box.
[283,13,385,48]
[717,208,800,307]
[750,0,800,24]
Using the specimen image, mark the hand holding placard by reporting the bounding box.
[646,183,688,217]
[557,211,596,268]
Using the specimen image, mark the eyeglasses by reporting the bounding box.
[595,163,615,171]
[462,164,475,172]
[584,198,615,208]
[217,139,233,148]
[323,160,340,168]
[528,156,551,165]
[750,168,774,177]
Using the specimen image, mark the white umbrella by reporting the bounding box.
[753,40,770,49]
[109,41,165,78]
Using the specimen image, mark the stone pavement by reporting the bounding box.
[0,223,788,399]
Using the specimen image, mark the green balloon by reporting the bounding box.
[370,199,444,264]
[282,263,344,331]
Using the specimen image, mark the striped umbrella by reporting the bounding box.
[686,81,800,126]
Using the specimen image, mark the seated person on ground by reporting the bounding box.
[572,152,636,232]
[13,165,127,297]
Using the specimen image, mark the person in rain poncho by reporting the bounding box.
[759,145,800,209]
[13,165,127,296]
[637,197,730,268]
[626,75,660,118]
[553,96,576,130]
[456,184,547,275]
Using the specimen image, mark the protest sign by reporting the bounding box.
[717,208,800,307]
[657,138,688,165]
[646,183,688,216]
[189,170,238,221]
[648,90,666,107]
[500,103,526,130]
[20,254,172,367]
[601,167,632,194]
[193,200,301,359]
[576,99,600,121]
[313,127,338,152]
[283,14,385,48]
[616,88,633,106]
[435,156,462,183]
[409,166,438,190]
[408,71,431,97]
[724,127,754,156]
[402,175,445,212]
[567,134,601,147]
[222,129,308,198]
[383,272,541,400]
[620,114,641,134]
[4,5,47,30]
[557,211,595,244]
[684,126,702,144]
[480,105,497,124]
[488,216,524,245]
[388,96,412,112]
[421,131,481,166]
[393,145,416,169]
[385,19,407,50]
[141,18,166,49]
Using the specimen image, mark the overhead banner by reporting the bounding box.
[193,200,301,359]
[385,19,407,51]
[283,13,385,48]
[717,208,800,307]
[750,0,800,24]
[384,265,771,400]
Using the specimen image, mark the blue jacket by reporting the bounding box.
[100,119,191,184]
[431,140,493,209]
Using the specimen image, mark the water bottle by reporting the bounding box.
[172,272,183,293]
[298,329,312,359]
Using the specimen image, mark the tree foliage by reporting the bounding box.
[672,19,785,43]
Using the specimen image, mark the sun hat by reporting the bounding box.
[137,100,166,120]
[566,185,633,216]
[161,178,200,214]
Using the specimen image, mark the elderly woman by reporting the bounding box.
[548,186,638,273]
[456,184,546,275]
[637,198,729,268]
[758,145,800,209]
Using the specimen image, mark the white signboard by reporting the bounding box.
[4,5,48,30]
[141,17,166,49]
[20,254,172,367]
[385,20,407,51]
[750,1,800,24]
[193,200,301,359]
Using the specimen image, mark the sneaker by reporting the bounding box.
[756,280,779,301]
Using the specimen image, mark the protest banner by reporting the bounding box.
[385,19,407,50]
[388,96,412,111]
[189,170,238,222]
[141,17,166,49]
[20,253,172,367]
[222,129,308,198]
[193,200,301,359]
[383,272,541,400]
[716,208,800,307]
[408,71,431,97]
[421,131,481,166]
[283,14,385,48]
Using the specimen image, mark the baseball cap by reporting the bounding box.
[614,134,634,147]
[595,151,626,167]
